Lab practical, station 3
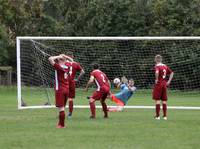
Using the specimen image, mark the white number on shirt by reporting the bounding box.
[101,74,106,83]
[64,72,68,79]
[163,69,166,79]
[69,66,73,76]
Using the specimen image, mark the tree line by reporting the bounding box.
[0,0,200,89]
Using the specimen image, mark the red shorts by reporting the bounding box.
[111,95,125,106]
[55,89,69,107]
[152,83,168,101]
[69,80,75,98]
[91,87,110,101]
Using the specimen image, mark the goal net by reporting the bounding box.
[16,37,200,109]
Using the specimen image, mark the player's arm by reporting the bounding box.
[77,69,85,81]
[107,79,112,95]
[128,85,136,92]
[108,79,111,87]
[116,82,122,88]
[85,75,95,91]
[48,55,62,66]
[60,54,74,62]
[49,55,69,72]
[167,72,174,86]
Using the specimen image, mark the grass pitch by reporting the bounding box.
[0,87,200,149]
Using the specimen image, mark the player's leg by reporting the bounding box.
[68,98,73,117]
[100,93,108,118]
[57,106,66,128]
[55,91,66,128]
[155,100,161,120]
[161,85,168,120]
[153,85,161,119]
[89,98,96,118]
[153,84,162,120]
[68,81,75,117]
[108,106,124,112]
[108,94,125,112]
[162,101,167,120]
[89,91,102,118]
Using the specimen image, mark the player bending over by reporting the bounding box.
[65,51,85,118]
[48,54,73,128]
[153,55,174,120]
[85,63,111,119]
[108,77,136,112]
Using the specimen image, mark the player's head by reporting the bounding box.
[93,63,99,70]
[128,79,134,86]
[121,76,128,84]
[155,54,162,63]
[66,51,74,58]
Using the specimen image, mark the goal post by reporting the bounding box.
[16,37,22,109]
[16,36,200,110]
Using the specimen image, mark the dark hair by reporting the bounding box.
[66,51,74,58]
[129,79,134,82]
[93,63,99,69]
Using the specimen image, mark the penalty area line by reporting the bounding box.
[18,105,200,110]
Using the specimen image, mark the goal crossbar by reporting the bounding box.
[17,36,200,40]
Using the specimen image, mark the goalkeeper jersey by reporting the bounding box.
[115,84,136,105]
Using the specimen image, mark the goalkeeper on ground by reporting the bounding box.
[108,76,136,112]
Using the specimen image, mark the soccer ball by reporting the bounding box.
[113,78,120,84]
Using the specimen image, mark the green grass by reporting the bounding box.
[20,87,200,106]
[0,87,200,149]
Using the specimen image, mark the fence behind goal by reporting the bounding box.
[16,37,200,109]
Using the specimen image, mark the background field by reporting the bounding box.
[0,87,200,149]
[20,87,200,107]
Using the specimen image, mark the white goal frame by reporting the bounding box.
[16,36,200,110]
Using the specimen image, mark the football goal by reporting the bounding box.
[16,37,200,110]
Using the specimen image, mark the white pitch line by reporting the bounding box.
[18,105,200,110]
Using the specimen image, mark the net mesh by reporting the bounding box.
[19,38,200,107]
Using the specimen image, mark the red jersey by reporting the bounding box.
[154,63,172,83]
[69,62,82,80]
[91,69,110,91]
[53,63,71,91]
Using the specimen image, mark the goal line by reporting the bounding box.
[18,105,200,110]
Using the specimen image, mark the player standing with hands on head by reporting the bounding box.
[85,63,111,119]
[153,55,174,120]
[48,54,73,128]
[65,51,85,118]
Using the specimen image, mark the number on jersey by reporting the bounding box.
[64,72,68,79]
[163,69,166,79]
[101,74,106,83]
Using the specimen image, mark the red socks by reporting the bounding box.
[69,100,73,114]
[162,104,167,117]
[89,101,108,118]
[89,102,96,118]
[101,102,108,117]
[155,104,160,117]
[59,111,65,127]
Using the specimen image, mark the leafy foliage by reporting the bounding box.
[0,0,200,89]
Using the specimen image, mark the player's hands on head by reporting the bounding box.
[59,54,65,59]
